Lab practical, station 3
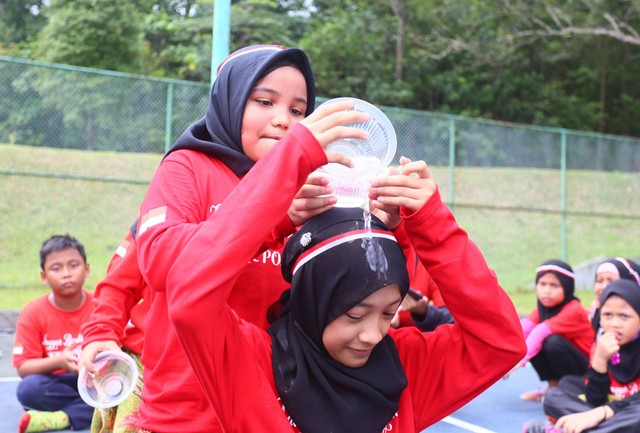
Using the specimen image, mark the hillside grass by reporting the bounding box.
[5,143,640,314]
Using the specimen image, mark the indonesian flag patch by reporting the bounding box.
[138,206,167,235]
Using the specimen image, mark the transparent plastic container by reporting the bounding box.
[316,98,397,208]
[317,156,389,208]
[78,350,138,408]
[319,97,397,169]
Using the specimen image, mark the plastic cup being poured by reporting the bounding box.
[315,98,397,208]
[78,350,138,409]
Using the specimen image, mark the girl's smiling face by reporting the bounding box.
[241,66,308,163]
[600,294,640,345]
[322,284,403,368]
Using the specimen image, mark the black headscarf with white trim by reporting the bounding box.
[535,259,577,322]
[166,45,315,176]
[592,257,640,332]
[599,279,640,383]
[268,207,409,433]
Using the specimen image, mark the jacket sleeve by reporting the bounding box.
[521,322,553,364]
[394,188,526,429]
[585,367,611,406]
[165,125,327,430]
[82,231,144,348]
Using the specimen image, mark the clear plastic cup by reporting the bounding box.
[78,350,138,408]
[315,97,396,208]
[318,97,397,170]
[317,156,389,208]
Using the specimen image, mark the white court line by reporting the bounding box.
[0,377,20,383]
[442,416,498,433]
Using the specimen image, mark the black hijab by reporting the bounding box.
[592,257,640,332]
[166,45,316,176]
[599,279,640,383]
[536,259,577,322]
[268,208,410,433]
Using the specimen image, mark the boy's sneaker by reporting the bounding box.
[522,419,562,433]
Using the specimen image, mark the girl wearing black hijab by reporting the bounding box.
[167,150,525,432]
[134,44,362,432]
[515,260,595,402]
[537,279,640,433]
[589,257,640,334]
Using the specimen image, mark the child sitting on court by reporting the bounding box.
[524,279,640,433]
[511,260,595,402]
[162,105,526,433]
[13,235,94,433]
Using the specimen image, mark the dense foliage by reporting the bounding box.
[1,0,639,137]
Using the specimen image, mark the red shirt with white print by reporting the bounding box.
[13,291,93,375]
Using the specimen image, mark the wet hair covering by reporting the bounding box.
[166,45,316,176]
[535,259,576,321]
[592,257,640,331]
[268,207,410,433]
[599,279,640,383]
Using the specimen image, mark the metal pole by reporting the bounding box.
[560,130,568,260]
[448,118,456,207]
[164,83,174,153]
[211,0,231,85]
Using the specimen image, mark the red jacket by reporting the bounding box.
[166,124,526,432]
[133,126,315,433]
[82,231,150,355]
[527,299,595,356]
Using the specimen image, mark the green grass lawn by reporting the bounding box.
[1,143,634,315]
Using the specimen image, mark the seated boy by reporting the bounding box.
[12,234,94,433]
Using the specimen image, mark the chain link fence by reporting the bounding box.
[2,55,640,294]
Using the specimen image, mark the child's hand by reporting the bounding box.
[369,157,437,228]
[288,173,336,227]
[391,292,429,328]
[79,340,122,374]
[299,99,370,167]
[58,342,81,374]
[594,331,620,367]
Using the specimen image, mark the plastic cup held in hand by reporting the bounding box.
[78,350,138,408]
[316,97,397,207]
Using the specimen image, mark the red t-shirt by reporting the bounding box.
[13,291,94,375]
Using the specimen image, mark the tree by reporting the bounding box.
[36,0,144,72]
[33,0,145,150]
[0,0,48,46]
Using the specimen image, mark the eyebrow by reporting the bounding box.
[357,297,403,309]
[251,86,307,106]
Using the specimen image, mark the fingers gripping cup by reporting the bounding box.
[78,350,138,408]
[316,98,397,207]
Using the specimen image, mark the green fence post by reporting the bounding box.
[560,129,567,260]
[448,118,456,207]
[211,0,231,84]
[164,82,174,153]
